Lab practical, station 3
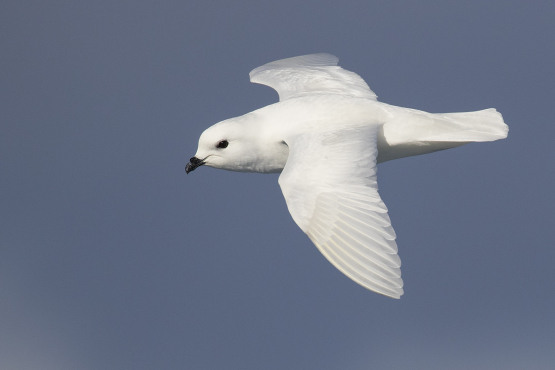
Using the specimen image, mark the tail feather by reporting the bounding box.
[425,109,508,142]
[382,108,508,146]
[377,108,508,163]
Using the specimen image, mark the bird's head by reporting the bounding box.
[186,114,289,174]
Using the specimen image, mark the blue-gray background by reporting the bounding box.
[1,1,554,369]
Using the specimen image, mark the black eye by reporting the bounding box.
[216,140,228,149]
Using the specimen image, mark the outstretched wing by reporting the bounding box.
[279,125,403,298]
[249,53,377,101]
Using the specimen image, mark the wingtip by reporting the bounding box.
[250,53,340,79]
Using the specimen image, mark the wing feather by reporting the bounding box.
[279,126,403,298]
[249,53,377,101]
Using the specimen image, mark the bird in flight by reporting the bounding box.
[186,54,508,298]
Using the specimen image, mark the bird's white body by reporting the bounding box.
[189,54,508,298]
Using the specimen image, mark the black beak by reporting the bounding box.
[185,156,205,174]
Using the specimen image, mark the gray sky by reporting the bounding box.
[1,1,554,369]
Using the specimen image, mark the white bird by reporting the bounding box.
[186,54,508,298]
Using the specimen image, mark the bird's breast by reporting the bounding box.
[253,140,289,173]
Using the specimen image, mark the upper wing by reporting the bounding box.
[249,53,377,102]
[279,125,403,298]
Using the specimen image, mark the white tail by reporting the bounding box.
[377,108,508,163]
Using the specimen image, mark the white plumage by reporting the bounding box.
[188,54,508,298]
